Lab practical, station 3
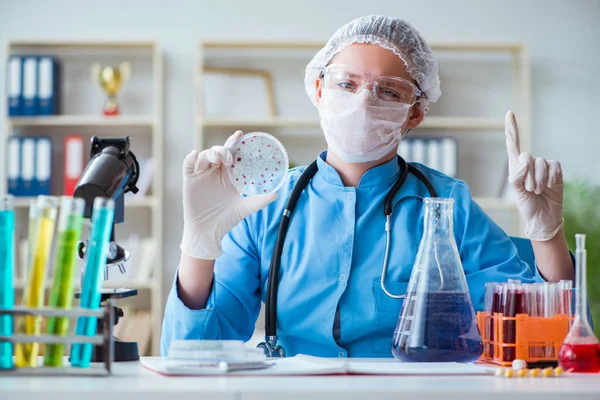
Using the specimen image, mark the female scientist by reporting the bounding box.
[161,15,574,358]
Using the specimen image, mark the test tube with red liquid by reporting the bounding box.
[503,282,524,362]
[484,283,501,357]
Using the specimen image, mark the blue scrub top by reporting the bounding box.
[161,152,547,357]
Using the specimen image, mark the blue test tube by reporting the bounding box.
[0,196,15,370]
[70,198,114,368]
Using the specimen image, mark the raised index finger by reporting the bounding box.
[505,110,522,168]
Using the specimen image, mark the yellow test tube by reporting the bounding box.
[15,196,59,367]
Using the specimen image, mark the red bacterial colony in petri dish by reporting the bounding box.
[228,132,289,196]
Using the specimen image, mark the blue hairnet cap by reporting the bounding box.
[305,15,441,107]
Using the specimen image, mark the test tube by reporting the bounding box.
[503,282,524,362]
[484,282,494,314]
[15,196,59,368]
[525,283,537,317]
[523,283,538,358]
[43,197,85,367]
[0,196,15,370]
[548,283,557,318]
[70,198,114,368]
[558,280,573,319]
[484,283,494,357]
[535,283,544,318]
[541,282,557,358]
[25,199,40,281]
[491,283,503,314]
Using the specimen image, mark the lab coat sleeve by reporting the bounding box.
[160,218,262,356]
[449,181,543,312]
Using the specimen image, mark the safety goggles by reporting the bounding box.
[321,64,423,105]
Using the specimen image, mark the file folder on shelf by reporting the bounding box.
[7,56,23,116]
[7,137,21,196]
[398,138,458,178]
[22,57,39,116]
[34,137,52,196]
[20,138,36,196]
[441,138,458,178]
[37,57,61,116]
[427,140,441,171]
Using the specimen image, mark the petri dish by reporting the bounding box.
[227,132,289,196]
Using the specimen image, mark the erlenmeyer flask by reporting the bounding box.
[392,198,483,363]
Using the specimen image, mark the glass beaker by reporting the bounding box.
[392,198,483,363]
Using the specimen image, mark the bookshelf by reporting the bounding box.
[195,40,531,222]
[1,40,164,356]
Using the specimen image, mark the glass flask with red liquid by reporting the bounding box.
[392,198,483,363]
[558,234,600,373]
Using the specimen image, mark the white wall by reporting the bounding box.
[1,0,599,331]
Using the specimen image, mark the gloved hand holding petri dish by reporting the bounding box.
[226,132,289,196]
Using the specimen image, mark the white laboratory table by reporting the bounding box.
[1,359,599,400]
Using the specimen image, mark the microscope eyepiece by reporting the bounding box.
[73,136,139,218]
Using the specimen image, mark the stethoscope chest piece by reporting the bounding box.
[257,335,286,357]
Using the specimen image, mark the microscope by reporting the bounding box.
[73,136,141,362]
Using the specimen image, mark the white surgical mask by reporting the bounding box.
[318,88,411,163]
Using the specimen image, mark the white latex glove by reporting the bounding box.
[505,111,564,241]
[180,131,278,260]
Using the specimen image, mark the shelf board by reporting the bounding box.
[200,116,504,131]
[421,117,505,130]
[97,281,157,290]
[200,41,523,53]
[474,197,518,210]
[9,40,156,50]
[8,115,156,128]
[201,117,319,129]
[12,196,157,208]
[13,280,157,290]
[123,196,158,208]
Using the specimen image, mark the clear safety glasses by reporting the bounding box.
[321,64,423,105]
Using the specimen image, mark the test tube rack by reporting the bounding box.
[477,311,571,366]
[0,299,114,376]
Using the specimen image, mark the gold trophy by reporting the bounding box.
[90,62,131,116]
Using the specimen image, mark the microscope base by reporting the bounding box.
[73,289,141,362]
[92,337,139,363]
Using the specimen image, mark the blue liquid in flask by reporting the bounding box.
[392,291,483,363]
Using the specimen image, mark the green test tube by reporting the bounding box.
[44,196,85,367]
[15,196,59,368]
[0,196,15,370]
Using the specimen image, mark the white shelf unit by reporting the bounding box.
[8,115,157,127]
[1,40,164,356]
[195,41,530,217]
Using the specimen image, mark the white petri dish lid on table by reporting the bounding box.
[227,132,289,196]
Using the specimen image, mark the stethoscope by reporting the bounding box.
[257,156,438,357]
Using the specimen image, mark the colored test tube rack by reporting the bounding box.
[0,300,115,376]
[476,312,572,366]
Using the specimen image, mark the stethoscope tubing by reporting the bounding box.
[262,156,438,350]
